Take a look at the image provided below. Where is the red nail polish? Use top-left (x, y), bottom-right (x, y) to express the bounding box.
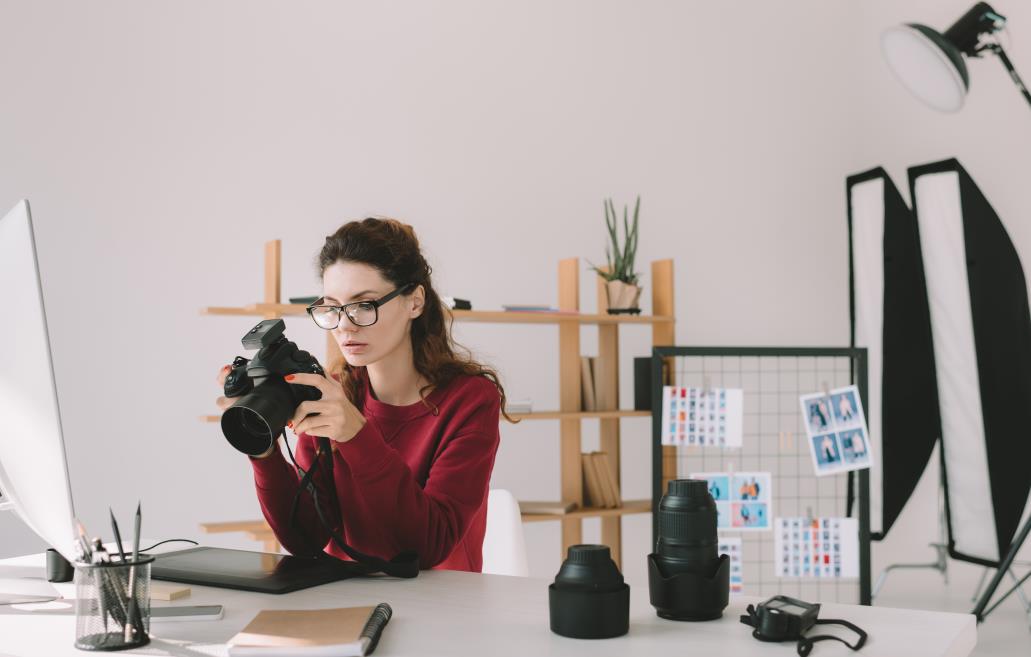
top-left (285, 374), bottom-right (295, 381)
top-left (287, 421), bottom-right (293, 428)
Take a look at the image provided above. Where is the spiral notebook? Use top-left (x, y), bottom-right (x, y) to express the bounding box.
top-left (227, 604), bottom-right (392, 657)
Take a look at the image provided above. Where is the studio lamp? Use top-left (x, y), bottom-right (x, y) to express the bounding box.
top-left (881, 2), bottom-right (1031, 112)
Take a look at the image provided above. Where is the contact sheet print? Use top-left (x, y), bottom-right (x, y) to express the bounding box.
top-left (661, 387), bottom-right (744, 447)
top-left (774, 517), bottom-right (859, 579)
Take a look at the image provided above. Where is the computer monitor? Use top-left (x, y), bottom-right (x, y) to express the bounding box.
top-left (0, 200), bottom-right (78, 573)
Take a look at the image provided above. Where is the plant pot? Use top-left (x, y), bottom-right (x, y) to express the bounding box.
top-left (605, 280), bottom-right (642, 315)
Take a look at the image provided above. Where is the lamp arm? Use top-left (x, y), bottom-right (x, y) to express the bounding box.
top-left (985, 42), bottom-right (1031, 108)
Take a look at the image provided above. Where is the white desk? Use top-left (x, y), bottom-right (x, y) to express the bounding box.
top-left (0, 550), bottom-right (976, 657)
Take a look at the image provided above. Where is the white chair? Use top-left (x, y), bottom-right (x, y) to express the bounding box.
top-left (481, 489), bottom-right (529, 577)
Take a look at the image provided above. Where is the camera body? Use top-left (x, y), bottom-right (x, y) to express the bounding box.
top-left (747, 595), bottom-right (821, 641)
top-left (221, 319), bottom-right (325, 456)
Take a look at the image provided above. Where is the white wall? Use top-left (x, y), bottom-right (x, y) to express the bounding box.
top-left (1, 0), bottom-right (1027, 588)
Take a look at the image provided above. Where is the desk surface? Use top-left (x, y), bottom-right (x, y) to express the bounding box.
top-left (0, 550), bottom-right (976, 657)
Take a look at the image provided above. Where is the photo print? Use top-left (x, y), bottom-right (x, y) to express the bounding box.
top-left (661, 386), bottom-right (744, 448)
top-left (774, 517), bottom-right (859, 579)
top-left (719, 537), bottom-right (744, 594)
top-left (799, 385), bottom-right (873, 477)
top-left (690, 471), bottom-right (772, 532)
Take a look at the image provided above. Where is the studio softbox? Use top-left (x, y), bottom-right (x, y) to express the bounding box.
top-left (910, 158), bottom-right (1031, 566)
top-left (847, 167), bottom-right (940, 539)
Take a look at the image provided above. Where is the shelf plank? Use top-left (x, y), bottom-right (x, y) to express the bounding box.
top-left (509, 410), bottom-right (650, 420)
top-left (520, 499), bottom-right (651, 523)
top-left (202, 410), bottom-right (650, 423)
top-left (201, 304), bottom-right (673, 325)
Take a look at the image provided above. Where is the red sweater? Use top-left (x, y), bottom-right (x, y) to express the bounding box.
top-left (249, 371), bottom-right (501, 572)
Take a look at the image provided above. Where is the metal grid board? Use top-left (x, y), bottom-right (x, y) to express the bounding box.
top-left (651, 347), bottom-right (871, 605)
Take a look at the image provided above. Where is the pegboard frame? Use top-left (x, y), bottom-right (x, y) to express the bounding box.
top-left (650, 346), bottom-right (871, 605)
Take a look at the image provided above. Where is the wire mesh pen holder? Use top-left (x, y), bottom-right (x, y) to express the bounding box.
top-left (73, 555), bottom-right (154, 651)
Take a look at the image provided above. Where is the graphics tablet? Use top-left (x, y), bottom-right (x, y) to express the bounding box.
top-left (150, 546), bottom-right (355, 594)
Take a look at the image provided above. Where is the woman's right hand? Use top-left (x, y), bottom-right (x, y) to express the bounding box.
top-left (215, 363), bottom-right (238, 411)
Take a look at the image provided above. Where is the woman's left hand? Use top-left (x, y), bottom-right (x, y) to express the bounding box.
top-left (285, 373), bottom-right (367, 444)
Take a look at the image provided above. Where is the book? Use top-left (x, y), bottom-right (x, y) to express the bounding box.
top-left (581, 453), bottom-right (608, 508)
top-left (580, 357), bottom-right (596, 412)
top-left (227, 604), bottom-right (392, 657)
top-left (593, 452), bottom-right (622, 509)
top-left (501, 305), bottom-right (581, 315)
top-left (506, 398), bottom-right (533, 414)
top-left (519, 500), bottom-right (577, 515)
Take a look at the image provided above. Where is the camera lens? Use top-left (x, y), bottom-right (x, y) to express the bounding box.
top-left (548, 545), bottom-right (630, 639)
top-left (648, 479), bottom-right (729, 621)
top-left (221, 381), bottom-right (295, 456)
top-left (656, 479), bottom-right (719, 577)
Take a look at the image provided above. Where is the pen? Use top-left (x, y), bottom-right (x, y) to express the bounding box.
top-left (92, 538), bottom-right (129, 630)
top-left (109, 509), bottom-right (127, 563)
top-left (110, 509), bottom-right (135, 641)
top-left (125, 502), bottom-right (142, 642)
top-left (74, 518), bottom-right (93, 563)
top-left (90, 538), bottom-right (110, 635)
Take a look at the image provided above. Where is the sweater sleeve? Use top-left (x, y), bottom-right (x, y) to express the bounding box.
top-left (335, 383), bottom-right (501, 568)
top-left (249, 434), bottom-right (342, 557)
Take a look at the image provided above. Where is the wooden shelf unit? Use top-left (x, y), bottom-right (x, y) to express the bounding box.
top-left (202, 240), bottom-right (675, 567)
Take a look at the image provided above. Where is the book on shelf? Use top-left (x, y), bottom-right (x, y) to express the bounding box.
top-left (501, 305), bottom-right (581, 315)
top-left (580, 356), bottom-right (596, 412)
top-left (506, 398), bottom-right (533, 414)
top-left (227, 604), bottom-right (392, 657)
top-left (594, 452), bottom-right (622, 508)
top-left (519, 500), bottom-right (577, 515)
top-left (581, 452), bottom-right (606, 508)
top-left (581, 452), bottom-right (621, 509)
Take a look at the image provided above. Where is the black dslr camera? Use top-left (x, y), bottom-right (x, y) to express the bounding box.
top-left (221, 319), bottom-right (325, 456)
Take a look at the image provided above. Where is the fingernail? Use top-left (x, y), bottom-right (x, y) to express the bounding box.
top-left (285, 374), bottom-right (295, 381)
top-left (287, 421), bottom-right (293, 428)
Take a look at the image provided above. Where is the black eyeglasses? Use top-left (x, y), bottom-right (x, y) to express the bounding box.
top-left (306, 283), bottom-right (415, 329)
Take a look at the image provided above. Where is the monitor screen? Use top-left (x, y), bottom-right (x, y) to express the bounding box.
top-left (0, 200), bottom-right (77, 560)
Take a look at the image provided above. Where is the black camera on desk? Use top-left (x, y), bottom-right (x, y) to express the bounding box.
top-left (221, 319), bottom-right (325, 456)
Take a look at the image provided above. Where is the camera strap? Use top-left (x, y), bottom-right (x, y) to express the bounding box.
top-left (740, 604), bottom-right (868, 657)
top-left (285, 434), bottom-right (420, 579)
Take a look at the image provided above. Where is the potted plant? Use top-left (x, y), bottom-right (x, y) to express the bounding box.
top-left (590, 196), bottom-right (642, 314)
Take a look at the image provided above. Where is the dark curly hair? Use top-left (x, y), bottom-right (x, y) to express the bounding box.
top-left (316, 217), bottom-right (517, 423)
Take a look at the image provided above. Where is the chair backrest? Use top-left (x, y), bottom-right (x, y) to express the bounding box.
top-left (481, 489), bottom-right (528, 577)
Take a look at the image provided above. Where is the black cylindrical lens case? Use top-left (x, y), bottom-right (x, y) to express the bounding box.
top-left (46, 548), bottom-right (74, 583)
top-left (549, 544), bottom-right (630, 639)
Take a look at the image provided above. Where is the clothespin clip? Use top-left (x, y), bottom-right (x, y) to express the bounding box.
top-left (821, 381), bottom-right (830, 397)
top-left (778, 431), bottom-right (794, 451)
top-left (702, 374), bottom-right (713, 397)
top-left (806, 506), bottom-right (816, 525)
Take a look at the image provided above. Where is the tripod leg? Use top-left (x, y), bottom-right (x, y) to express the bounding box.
top-left (972, 513), bottom-right (1031, 621)
top-left (971, 567), bottom-right (990, 603)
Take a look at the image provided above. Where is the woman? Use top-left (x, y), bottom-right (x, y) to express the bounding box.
top-left (216, 218), bottom-right (515, 572)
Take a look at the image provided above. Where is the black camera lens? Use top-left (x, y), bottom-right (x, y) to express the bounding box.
top-left (656, 479), bottom-right (719, 575)
top-left (549, 545), bottom-right (630, 639)
top-left (648, 479), bottom-right (729, 621)
top-left (221, 381), bottom-right (296, 456)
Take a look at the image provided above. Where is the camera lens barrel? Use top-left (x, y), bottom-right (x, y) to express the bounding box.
top-left (221, 381), bottom-right (296, 456)
top-left (648, 479), bottom-right (729, 621)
